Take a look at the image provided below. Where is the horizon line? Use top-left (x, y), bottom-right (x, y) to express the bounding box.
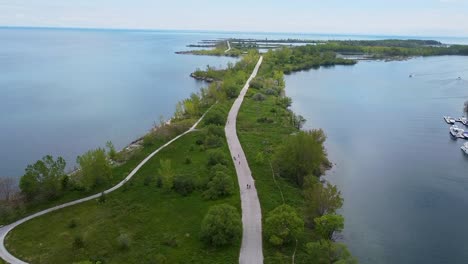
top-left (1, 25), bottom-right (467, 40)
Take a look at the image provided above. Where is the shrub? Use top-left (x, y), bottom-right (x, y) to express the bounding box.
top-left (73, 234), bottom-right (84, 248)
top-left (200, 204), bottom-right (241, 247)
top-left (98, 192), bottom-right (106, 203)
top-left (257, 117), bottom-right (274, 123)
top-left (184, 157), bottom-right (192, 164)
top-left (143, 175), bottom-right (153, 186)
top-left (207, 149), bottom-right (228, 167)
top-left (253, 93), bottom-right (266, 101)
top-left (68, 219), bottom-right (78, 229)
top-left (156, 176), bottom-right (163, 188)
top-left (173, 175), bottom-right (195, 196)
top-left (209, 164), bottom-right (229, 179)
top-left (203, 171), bottom-right (234, 200)
top-left (204, 134), bottom-right (224, 148)
top-left (265, 88), bottom-right (277, 95)
top-left (162, 233), bottom-right (178, 248)
top-left (117, 233), bottom-right (131, 250)
top-left (206, 125), bottom-right (224, 137)
top-left (204, 109), bottom-right (225, 126)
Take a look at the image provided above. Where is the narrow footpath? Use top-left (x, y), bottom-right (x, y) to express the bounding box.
top-left (224, 41), bottom-right (231, 53)
top-left (225, 56), bottom-right (264, 264)
top-left (0, 113), bottom-right (209, 264)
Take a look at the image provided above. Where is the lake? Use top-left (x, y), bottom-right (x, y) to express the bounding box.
top-left (285, 56), bottom-right (468, 264)
top-left (0, 28), bottom-right (239, 177)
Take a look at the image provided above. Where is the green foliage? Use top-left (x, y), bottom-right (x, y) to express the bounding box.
top-left (117, 233), bottom-right (131, 250)
top-left (105, 141), bottom-right (117, 160)
top-left (255, 152), bottom-right (265, 164)
top-left (76, 148), bottom-right (112, 191)
top-left (73, 234), bottom-right (84, 249)
top-left (158, 159), bottom-right (175, 191)
top-left (143, 175), bottom-right (153, 186)
top-left (203, 171), bottom-right (234, 200)
top-left (19, 155), bottom-right (67, 201)
top-left (314, 214), bottom-right (344, 240)
top-left (173, 175), bottom-right (195, 196)
top-left (68, 219), bottom-right (78, 229)
top-left (265, 204), bottom-right (304, 247)
top-left (252, 93), bottom-right (266, 101)
top-left (207, 149), bottom-right (228, 167)
top-left (304, 176), bottom-right (343, 225)
top-left (306, 240), bottom-right (357, 264)
top-left (273, 130), bottom-right (328, 186)
top-left (204, 108), bottom-right (226, 126)
top-left (98, 192), bottom-right (106, 203)
top-left (200, 204), bottom-right (241, 247)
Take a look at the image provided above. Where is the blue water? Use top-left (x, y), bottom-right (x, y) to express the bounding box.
top-left (0, 28), bottom-right (238, 177)
top-left (285, 56), bottom-right (468, 264)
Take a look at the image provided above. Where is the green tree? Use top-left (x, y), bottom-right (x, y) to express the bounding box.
top-left (200, 204), bottom-right (241, 247)
top-left (304, 176), bottom-right (343, 226)
top-left (158, 159), bottom-right (175, 191)
top-left (265, 204), bottom-right (304, 247)
top-left (207, 149), bottom-right (228, 167)
top-left (76, 148), bottom-right (112, 191)
top-left (203, 171), bottom-right (234, 200)
top-left (106, 141), bottom-right (117, 160)
top-left (314, 214), bottom-right (344, 240)
top-left (204, 109), bottom-right (226, 126)
top-left (306, 240), bottom-right (357, 264)
top-left (19, 155), bottom-right (67, 201)
top-left (273, 130), bottom-right (328, 186)
top-left (173, 175), bottom-right (195, 196)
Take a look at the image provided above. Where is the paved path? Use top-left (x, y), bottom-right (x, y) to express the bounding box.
top-left (224, 41), bottom-right (231, 53)
top-left (225, 56), bottom-right (264, 264)
top-left (0, 113), bottom-right (209, 264)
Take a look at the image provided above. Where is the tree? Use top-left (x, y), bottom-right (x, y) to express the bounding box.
top-left (265, 204), bottom-right (304, 247)
top-left (76, 148), bottom-right (112, 191)
top-left (306, 240), bottom-right (357, 264)
top-left (304, 176), bottom-right (343, 226)
top-left (0, 177), bottom-right (15, 201)
top-left (273, 130), bottom-right (328, 186)
top-left (203, 171), bottom-right (234, 200)
top-left (173, 175), bottom-right (195, 196)
top-left (158, 159), bottom-right (175, 191)
top-left (19, 155), bottom-right (67, 201)
top-left (314, 214), bottom-right (344, 240)
top-left (200, 204), bottom-right (241, 247)
top-left (106, 141), bottom-right (117, 160)
top-left (207, 149), bottom-right (228, 167)
top-left (204, 109), bottom-right (226, 126)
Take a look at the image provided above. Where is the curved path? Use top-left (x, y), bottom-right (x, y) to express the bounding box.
top-left (225, 56), bottom-right (264, 264)
top-left (0, 113), bottom-right (209, 264)
top-left (224, 41), bottom-right (231, 53)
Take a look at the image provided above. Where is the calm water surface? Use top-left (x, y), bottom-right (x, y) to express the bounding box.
top-left (0, 28), bottom-right (238, 177)
top-left (285, 56), bottom-right (468, 264)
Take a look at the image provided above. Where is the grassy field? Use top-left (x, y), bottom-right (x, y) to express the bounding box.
top-left (5, 124), bottom-right (241, 263)
top-left (0, 132), bottom-right (176, 227)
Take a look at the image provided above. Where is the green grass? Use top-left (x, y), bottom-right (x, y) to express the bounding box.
top-left (0, 133), bottom-right (174, 226)
top-left (6, 130), bottom-right (241, 264)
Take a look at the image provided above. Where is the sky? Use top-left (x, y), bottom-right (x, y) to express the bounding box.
top-left (0, 0), bottom-right (468, 37)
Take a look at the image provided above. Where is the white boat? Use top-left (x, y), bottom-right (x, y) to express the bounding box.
top-left (444, 116), bottom-right (456, 124)
top-left (450, 125), bottom-right (465, 138)
top-left (460, 117), bottom-right (468, 126)
top-left (461, 143), bottom-right (468, 155)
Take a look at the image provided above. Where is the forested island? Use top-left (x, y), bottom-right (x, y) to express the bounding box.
top-left (178, 38), bottom-right (468, 61)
